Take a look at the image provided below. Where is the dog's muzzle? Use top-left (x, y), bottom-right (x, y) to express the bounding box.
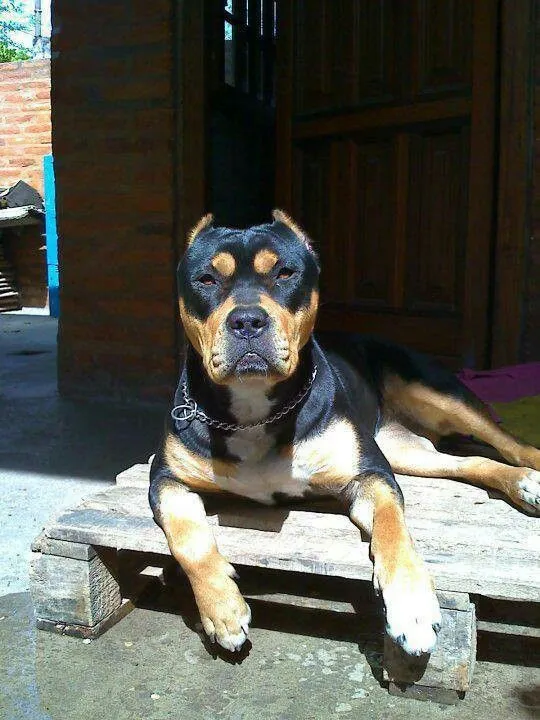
top-left (222, 305), bottom-right (282, 377)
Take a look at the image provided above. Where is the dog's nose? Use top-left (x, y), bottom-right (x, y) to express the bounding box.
top-left (226, 306), bottom-right (270, 339)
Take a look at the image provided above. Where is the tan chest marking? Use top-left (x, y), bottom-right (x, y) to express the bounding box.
top-left (165, 418), bottom-right (360, 504)
top-left (219, 417), bottom-right (360, 504)
top-left (292, 418), bottom-right (361, 493)
top-left (164, 434), bottom-right (231, 494)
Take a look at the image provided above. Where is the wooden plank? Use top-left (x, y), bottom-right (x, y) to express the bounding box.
top-left (274, 0), bottom-right (294, 208)
top-left (462, 0), bottom-right (498, 366)
top-left (47, 501), bottom-right (533, 566)
top-left (51, 479), bottom-right (540, 545)
top-left (43, 491), bottom-right (540, 601)
top-left (391, 133), bottom-right (409, 308)
top-left (476, 620), bottom-right (540, 640)
top-left (36, 599), bottom-right (134, 639)
top-left (116, 463), bottom-right (149, 487)
top-left (437, 592), bottom-right (472, 613)
top-left (316, 311), bottom-right (461, 358)
top-left (242, 590), bottom-right (469, 616)
top-left (244, 591), bottom-right (356, 615)
top-left (293, 98), bottom-right (472, 140)
top-left (31, 531), bottom-right (97, 561)
top-left (76, 482), bottom-right (539, 554)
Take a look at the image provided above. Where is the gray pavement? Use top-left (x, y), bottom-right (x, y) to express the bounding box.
top-left (0, 313), bottom-right (538, 720)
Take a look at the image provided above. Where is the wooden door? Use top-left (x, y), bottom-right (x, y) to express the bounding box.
top-left (276, 1), bottom-right (497, 367)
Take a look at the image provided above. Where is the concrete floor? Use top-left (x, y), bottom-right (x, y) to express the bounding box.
top-left (0, 313), bottom-right (538, 720)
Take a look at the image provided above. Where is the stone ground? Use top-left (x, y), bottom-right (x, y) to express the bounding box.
top-left (0, 313), bottom-right (538, 720)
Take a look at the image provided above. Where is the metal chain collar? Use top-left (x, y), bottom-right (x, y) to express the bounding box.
top-left (171, 366), bottom-right (318, 432)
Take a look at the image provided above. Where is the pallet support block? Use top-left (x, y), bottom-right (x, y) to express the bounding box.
top-left (383, 591), bottom-right (476, 704)
top-left (30, 534), bottom-right (127, 638)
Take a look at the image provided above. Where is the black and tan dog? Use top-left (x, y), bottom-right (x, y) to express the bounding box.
top-left (150, 210), bottom-right (540, 655)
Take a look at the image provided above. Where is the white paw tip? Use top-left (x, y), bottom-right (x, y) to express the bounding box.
top-left (389, 625), bottom-right (438, 656)
top-left (216, 628), bottom-right (248, 652)
top-left (383, 586), bottom-right (442, 656)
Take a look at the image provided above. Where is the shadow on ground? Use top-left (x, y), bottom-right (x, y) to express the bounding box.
top-left (0, 314), bottom-right (166, 482)
top-left (0, 314), bottom-right (166, 596)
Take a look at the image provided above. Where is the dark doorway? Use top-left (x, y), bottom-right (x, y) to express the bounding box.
top-left (208, 0), bottom-right (277, 228)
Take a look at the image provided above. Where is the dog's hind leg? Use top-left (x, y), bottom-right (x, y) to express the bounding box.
top-left (384, 376), bottom-right (540, 471)
top-left (149, 472), bottom-right (251, 652)
top-left (345, 473), bottom-right (441, 656)
top-left (376, 420), bottom-right (540, 515)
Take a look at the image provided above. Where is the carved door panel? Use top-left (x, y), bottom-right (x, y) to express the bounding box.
top-left (276, 1), bottom-right (497, 366)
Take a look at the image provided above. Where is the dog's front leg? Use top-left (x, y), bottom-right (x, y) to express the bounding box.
top-left (344, 473), bottom-right (441, 656)
top-left (149, 475), bottom-right (250, 652)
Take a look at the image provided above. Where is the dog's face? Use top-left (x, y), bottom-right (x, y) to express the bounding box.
top-left (177, 210), bottom-right (320, 385)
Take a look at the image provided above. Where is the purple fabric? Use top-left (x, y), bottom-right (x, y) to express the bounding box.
top-left (457, 363), bottom-right (540, 404)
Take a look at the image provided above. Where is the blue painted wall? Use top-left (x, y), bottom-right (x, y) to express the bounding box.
top-left (43, 154), bottom-right (59, 317)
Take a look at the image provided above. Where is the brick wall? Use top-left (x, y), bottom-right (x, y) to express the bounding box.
top-left (523, 4), bottom-right (540, 360)
top-left (52, 0), bottom-right (178, 401)
top-left (0, 59), bottom-right (51, 308)
top-left (0, 59), bottom-right (51, 194)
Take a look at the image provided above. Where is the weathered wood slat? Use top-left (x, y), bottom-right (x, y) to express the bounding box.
top-left (42, 482), bottom-right (540, 602)
top-left (59, 483), bottom-right (539, 553)
top-left (35, 599), bottom-right (134, 639)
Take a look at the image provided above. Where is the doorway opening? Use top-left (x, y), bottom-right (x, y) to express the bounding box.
top-left (208, 0), bottom-right (277, 228)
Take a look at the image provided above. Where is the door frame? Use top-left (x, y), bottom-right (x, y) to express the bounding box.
top-left (173, 0), bottom-right (212, 366)
top-left (492, 0), bottom-right (535, 366)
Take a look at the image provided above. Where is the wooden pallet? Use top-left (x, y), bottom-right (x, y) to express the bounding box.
top-left (30, 463), bottom-right (539, 704)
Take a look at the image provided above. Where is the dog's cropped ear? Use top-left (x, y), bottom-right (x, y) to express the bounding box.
top-left (187, 213), bottom-right (214, 246)
top-left (271, 209), bottom-right (315, 254)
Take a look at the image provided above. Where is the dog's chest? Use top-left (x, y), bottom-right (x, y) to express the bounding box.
top-left (212, 386), bottom-right (360, 504)
top-left (216, 427), bottom-right (308, 504)
top-left (217, 386), bottom-right (307, 504)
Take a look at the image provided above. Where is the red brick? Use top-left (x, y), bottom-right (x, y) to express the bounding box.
top-left (7, 158), bottom-right (34, 167)
top-left (0, 92), bottom-right (28, 103)
top-left (49, 0), bottom-right (179, 399)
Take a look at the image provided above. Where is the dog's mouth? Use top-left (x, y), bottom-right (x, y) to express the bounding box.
top-left (234, 351), bottom-right (270, 377)
top-left (209, 331), bottom-right (291, 384)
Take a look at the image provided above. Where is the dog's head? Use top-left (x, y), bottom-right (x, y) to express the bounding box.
top-left (177, 210), bottom-right (319, 385)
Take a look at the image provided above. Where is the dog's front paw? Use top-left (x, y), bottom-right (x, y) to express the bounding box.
top-left (194, 571), bottom-right (251, 652)
top-left (515, 470), bottom-right (540, 514)
top-left (377, 566), bottom-right (441, 656)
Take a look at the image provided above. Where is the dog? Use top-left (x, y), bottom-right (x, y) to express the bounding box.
top-left (149, 209), bottom-right (540, 655)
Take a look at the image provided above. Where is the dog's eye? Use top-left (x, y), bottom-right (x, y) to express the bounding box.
top-left (277, 267), bottom-right (295, 280)
top-left (198, 274), bottom-right (217, 286)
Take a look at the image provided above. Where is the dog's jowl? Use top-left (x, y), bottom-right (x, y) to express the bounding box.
top-left (150, 209), bottom-right (540, 655)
